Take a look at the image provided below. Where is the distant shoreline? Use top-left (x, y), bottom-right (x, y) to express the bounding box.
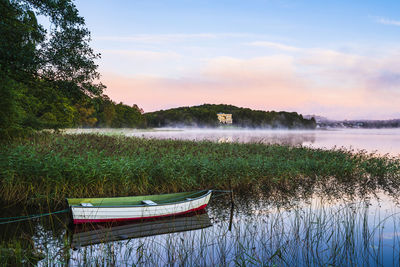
top-left (316, 119), bottom-right (400, 129)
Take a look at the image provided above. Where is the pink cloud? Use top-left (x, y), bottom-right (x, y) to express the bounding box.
top-left (101, 50), bottom-right (400, 120)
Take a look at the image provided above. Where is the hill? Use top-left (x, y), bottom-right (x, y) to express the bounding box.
top-left (145, 104), bottom-right (316, 129)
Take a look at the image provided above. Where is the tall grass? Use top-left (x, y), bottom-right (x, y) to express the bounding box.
top-left (2, 191), bottom-right (400, 266)
top-left (62, 194), bottom-right (400, 266)
top-left (0, 132), bottom-right (399, 206)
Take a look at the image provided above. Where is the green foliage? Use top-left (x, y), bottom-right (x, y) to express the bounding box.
top-left (1, 133), bottom-right (398, 206)
top-left (0, 74), bottom-right (23, 139)
top-left (19, 80), bottom-right (78, 129)
top-left (0, 0), bottom-right (43, 75)
top-left (145, 104), bottom-right (316, 129)
top-left (74, 100), bottom-right (97, 127)
top-left (0, 0), bottom-right (104, 137)
top-left (0, 0), bottom-right (149, 132)
top-left (93, 95), bottom-right (116, 127)
top-left (0, 240), bottom-right (44, 266)
top-left (1, 0), bottom-right (315, 135)
top-left (85, 95), bottom-right (145, 128)
top-left (111, 102), bottom-right (146, 128)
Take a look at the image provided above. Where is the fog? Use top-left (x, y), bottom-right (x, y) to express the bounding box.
top-left (65, 128), bottom-right (400, 156)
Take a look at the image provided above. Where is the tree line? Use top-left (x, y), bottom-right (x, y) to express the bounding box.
top-left (0, 0), bottom-right (315, 140)
top-left (145, 104), bottom-right (316, 129)
top-left (318, 119), bottom-right (400, 129)
top-left (0, 0), bottom-right (147, 139)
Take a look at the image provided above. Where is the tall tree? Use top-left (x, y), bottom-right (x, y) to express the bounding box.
top-left (0, 0), bottom-right (104, 138)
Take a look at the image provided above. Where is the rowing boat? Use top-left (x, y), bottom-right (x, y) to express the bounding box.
top-left (67, 190), bottom-right (212, 224)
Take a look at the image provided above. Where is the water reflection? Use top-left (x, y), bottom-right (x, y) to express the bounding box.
top-left (3, 179), bottom-right (400, 266)
top-left (71, 212), bottom-right (212, 248)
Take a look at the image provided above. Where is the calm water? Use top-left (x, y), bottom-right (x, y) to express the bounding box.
top-left (3, 128), bottom-right (400, 266)
top-left (67, 128), bottom-right (400, 156)
top-left (3, 185), bottom-right (400, 266)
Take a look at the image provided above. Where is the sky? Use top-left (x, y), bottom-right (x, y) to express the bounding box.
top-left (74, 0), bottom-right (400, 120)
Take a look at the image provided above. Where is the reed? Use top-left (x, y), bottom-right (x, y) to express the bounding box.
top-left (1, 191), bottom-right (399, 266)
top-left (0, 132), bottom-right (399, 206)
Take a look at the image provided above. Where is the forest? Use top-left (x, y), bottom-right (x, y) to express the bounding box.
top-left (0, 0), bottom-right (146, 139)
top-left (145, 104), bottom-right (317, 129)
top-left (0, 0), bottom-right (314, 141)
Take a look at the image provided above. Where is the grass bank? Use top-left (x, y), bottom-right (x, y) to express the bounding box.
top-left (0, 133), bottom-right (399, 206)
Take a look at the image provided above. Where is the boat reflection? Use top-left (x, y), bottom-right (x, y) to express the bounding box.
top-left (71, 211), bottom-right (212, 248)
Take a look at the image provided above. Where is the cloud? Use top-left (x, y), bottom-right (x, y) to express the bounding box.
top-left (375, 17), bottom-right (400, 26)
top-left (247, 41), bottom-right (300, 52)
top-left (299, 48), bottom-right (400, 92)
top-left (96, 33), bottom-right (259, 44)
top-left (97, 34), bottom-right (217, 43)
top-left (375, 71), bottom-right (400, 87)
top-left (202, 56), bottom-right (304, 92)
top-left (100, 44), bottom-right (400, 120)
top-left (102, 49), bottom-right (181, 60)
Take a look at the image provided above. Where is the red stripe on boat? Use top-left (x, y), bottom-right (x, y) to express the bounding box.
top-left (73, 204), bottom-right (208, 224)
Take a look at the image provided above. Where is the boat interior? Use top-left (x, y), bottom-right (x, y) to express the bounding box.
top-left (67, 190), bottom-right (209, 207)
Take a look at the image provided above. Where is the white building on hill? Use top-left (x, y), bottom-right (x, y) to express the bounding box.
top-left (217, 113), bottom-right (233, 124)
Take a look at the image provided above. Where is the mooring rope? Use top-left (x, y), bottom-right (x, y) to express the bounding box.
top-left (0, 189), bottom-right (232, 224)
top-left (0, 209), bottom-right (69, 225)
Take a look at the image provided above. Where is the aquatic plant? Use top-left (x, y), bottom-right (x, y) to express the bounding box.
top-left (0, 132), bottom-right (399, 206)
top-left (2, 189), bottom-right (400, 266)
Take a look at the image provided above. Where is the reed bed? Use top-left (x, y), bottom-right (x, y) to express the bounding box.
top-left (0, 132), bottom-right (399, 206)
top-left (1, 192), bottom-right (400, 266)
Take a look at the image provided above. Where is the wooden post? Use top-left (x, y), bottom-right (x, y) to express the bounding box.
top-left (228, 182), bottom-right (234, 231)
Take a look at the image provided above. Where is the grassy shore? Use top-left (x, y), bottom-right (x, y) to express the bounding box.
top-left (1, 133), bottom-right (399, 206)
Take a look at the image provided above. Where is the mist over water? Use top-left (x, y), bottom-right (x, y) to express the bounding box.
top-left (3, 128), bottom-right (400, 265)
top-left (67, 128), bottom-right (400, 156)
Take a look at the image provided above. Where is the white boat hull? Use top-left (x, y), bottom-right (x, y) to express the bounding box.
top-left (70, 191), bottom-right (212, 224)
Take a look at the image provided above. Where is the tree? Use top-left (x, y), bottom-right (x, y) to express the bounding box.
top-left (75, 104), bottom-right (97, 127)
top-left (94, 95), bottom-right (116, 127)
top-left (112, 103), bottom-right (146, 128)
top-left (144, 104), bottom-right (316, 129)
top-left (0, 0), bottom-right (43, 137)
top-left (0, 0), bottom-right (104, 138)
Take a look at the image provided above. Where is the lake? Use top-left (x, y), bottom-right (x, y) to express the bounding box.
top-left (68, 128), bottom-right (400, 156)
top-left (2, 128), bottom-right (400, 266)
top-left (3, 184), bottom-right (400, 266)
